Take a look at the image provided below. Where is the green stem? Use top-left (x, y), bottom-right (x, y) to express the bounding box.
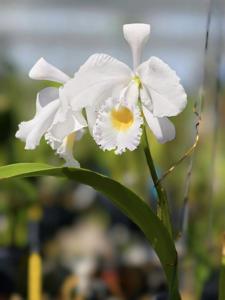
top-left (142, 124), bottom-right (173, 238)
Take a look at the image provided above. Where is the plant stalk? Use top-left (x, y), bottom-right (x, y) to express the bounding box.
top-left (142, 124), bottom-right (173, 237)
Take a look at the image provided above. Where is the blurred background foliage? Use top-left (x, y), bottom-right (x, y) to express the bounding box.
top-left (0, 0), bottom-right (225, 299)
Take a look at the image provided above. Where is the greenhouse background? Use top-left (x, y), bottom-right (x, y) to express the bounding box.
top-left (0, 0), bottom-right (225, 299)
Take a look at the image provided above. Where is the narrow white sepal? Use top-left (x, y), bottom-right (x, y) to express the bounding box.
top-left (29, 57), bottom-right (70, 83)
top-left (123, 23), bottom-right (150, 70)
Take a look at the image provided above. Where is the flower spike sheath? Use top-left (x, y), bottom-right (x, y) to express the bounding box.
top-left (16, 58), bottom-right (87, 167)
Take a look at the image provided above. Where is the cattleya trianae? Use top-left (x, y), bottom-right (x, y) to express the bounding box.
top-left (16, 23), bottom-right (187, 165)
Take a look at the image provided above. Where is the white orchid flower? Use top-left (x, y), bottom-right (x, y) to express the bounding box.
top-left (64, 23), bottom-right (187, 154)
top-left (16, 58), bottom-right (87, 167)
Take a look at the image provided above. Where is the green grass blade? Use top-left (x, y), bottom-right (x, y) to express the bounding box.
top-left (0, 163), bottom-right (181, 299)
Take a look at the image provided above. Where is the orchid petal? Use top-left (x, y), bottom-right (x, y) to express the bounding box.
top-left (48, 109), bottom-right (87, 142)
top-left (46, 131), bottom-right (84, 168)
top-left (29, 58), bottom-right (70, 83)
top-left (63, 54), bottom-right (132, 110)
top-left (143, 106), bottom-right (175, 143)
top-left (137, 57), bottom-right (187, 117)
top-left (16, 99), bottom-right (60, 149)
top-left (123, 23), bottom-right (150, 70)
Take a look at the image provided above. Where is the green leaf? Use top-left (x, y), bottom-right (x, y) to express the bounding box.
top-left (0, 163), bottom-right (181, 299)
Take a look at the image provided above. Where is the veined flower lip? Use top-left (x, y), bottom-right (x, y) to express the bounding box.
top-left (93, 98), bottom-right (143, 154)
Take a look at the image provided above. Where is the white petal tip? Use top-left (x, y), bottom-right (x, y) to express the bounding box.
top-left (123, 23), bottom-right (151, 44)
top-left (29, 57), bottom-right (70, 83)
top-left (123, 23), bottom-right (151, 69)
top-left (29, 57), bottom-right (46, 79)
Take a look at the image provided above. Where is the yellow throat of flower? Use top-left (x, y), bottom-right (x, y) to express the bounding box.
top-left (65, 132), bottom-right (76, 152)
top-left (133, 76), bottom-right (142, 89)
top-left (111, 107), bottom-right (134, 131)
